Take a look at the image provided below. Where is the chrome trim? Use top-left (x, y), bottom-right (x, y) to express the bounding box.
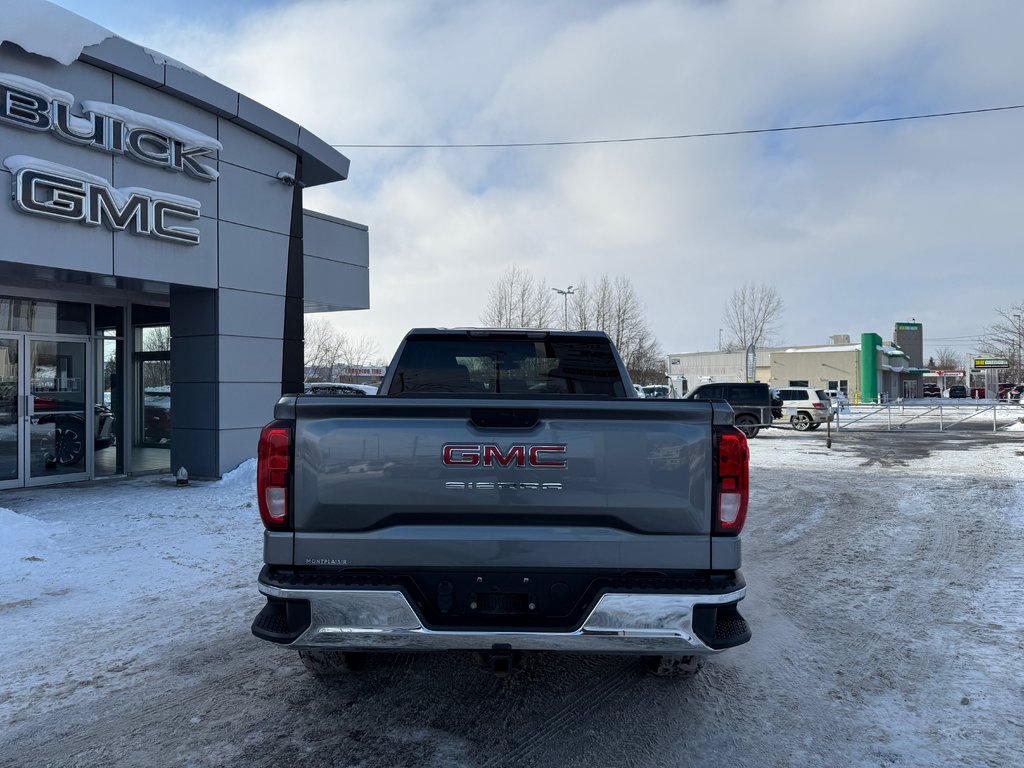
top-left (257, 584), bottom-right (746, 654)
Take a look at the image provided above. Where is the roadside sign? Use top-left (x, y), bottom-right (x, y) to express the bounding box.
top-left (972, 358), bottom-right (1009, 369)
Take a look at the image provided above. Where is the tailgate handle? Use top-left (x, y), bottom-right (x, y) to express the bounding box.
top-left (470, 408), bottom-right (540, 429)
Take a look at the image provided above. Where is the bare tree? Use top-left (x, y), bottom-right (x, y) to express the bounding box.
top-left (480, 265), bottom-right (556, 328)
top-left (304, 316), bottom-right (343, 382)
top-left (932, 346), bottom-right (964, 371)
top-left (978, 303), bottom-right (1024, 382)
top-left (722, 283), bottom-right (785, 351)
top-left (572, 275), bottom-right (661, 383)
top-left (480, 268), bottom-right (663, 382)
top-left (336, 335), bottom-right (384, 381)
top-left (568, 280), bottom-right (593, 330)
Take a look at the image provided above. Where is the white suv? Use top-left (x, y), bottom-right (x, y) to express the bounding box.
top-left (774, 387), bottom-right (833, 431)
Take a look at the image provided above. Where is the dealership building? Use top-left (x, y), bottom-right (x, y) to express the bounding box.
top-left (667, 322), bottom-right (930, 402)
top-left (0, 4), bottom-right (369, 487)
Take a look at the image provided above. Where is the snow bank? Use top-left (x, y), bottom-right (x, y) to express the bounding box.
top-left (0, 507), bottom-right (62, 565)
top-left (216, 458), bottom-right (257, 490)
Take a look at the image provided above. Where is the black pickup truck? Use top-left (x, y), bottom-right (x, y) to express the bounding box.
top-left (252, 328), bottom-right (751, 676)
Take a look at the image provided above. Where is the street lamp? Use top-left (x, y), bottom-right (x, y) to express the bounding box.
top-left (552, 285), bottom-right (575, 330)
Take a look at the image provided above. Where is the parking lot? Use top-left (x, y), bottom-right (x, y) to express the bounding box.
top-left (2, 431), bottom-right (1023, 767)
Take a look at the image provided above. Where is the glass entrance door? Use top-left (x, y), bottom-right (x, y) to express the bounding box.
top-left (27, 337), bottom-right (90, 484)
top-left (0, 336), bottom-right (21, 487)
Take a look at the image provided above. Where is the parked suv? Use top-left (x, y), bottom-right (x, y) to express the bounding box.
top-left (774, 387), bottom-right (833, 431)
top-left (683, 382), bottom-right (774, 438)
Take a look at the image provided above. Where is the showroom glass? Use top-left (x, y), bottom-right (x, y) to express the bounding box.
top-left (0, 339), bottom-right (18, 482)
top-left (0, 298), bottom-right (89, 334)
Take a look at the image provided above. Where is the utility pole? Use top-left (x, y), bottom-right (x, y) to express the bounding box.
top-left (552, 286), bottom-right (575, 330)
top-left (718, 328), bottom-right (723, 350)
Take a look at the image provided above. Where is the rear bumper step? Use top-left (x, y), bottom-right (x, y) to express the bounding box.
top-left (253, 584), bottom-right (749, 654)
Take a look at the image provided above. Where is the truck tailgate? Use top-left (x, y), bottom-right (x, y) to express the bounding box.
top-left (289, 398), bottom-right (716, 570)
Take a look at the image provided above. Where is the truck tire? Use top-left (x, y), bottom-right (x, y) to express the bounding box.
top-left (734, 414), bottom-right (759, 439)
top-left (790, 413), bottom-right (812, 431)
top-left (643, 654), bottom-right (704, 677)
top-left (297, 649), bottom-right (367, 677)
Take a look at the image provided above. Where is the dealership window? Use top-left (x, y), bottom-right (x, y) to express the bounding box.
top-left (132, 305), bottom-right (171, 473)
top-left (827, 379), bottom-right (849, 394)
top-left (788, 380), bottom-right (809, 387)
top-left (0, 297), bottom-right (89, 335)
top-left (95, 306), bottom-right (124, 477)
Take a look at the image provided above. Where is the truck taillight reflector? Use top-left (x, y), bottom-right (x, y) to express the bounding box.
top-left (716, 428), bottom-right (749, 534)
top-left (258, 421), bottom-right (291, 528)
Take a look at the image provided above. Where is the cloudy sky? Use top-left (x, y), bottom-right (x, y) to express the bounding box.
top-left (48, 0), bottom-right (1024, 363)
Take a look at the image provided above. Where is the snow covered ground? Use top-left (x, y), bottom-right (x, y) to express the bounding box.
top-left (1, 432), bottom-right (1022, 767)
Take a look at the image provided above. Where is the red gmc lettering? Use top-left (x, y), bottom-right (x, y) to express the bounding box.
top-left (442, 443), bottom-right (566, 468)
top-left (529, 445), bottom-right (567, 468)
top-left (442, 444), bottom-right (480, 465)
top-left (482, 445), bottom-right (526, 467)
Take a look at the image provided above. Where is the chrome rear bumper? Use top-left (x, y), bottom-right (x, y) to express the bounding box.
top-left (257, 583), bottom-right (747, 654)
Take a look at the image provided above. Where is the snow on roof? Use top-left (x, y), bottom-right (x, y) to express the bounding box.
top-left (1, 1), bottom-right (351, 187)
top-left (2, 0), bottom-right (114, 66)
top-left (782, 344), bottom-right (861, 353)
top-left (878, 345), bottom-right (909, 357)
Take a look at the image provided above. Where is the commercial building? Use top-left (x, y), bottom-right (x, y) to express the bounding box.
top-left (0, 3), bottom-right (369, 487)
top-left (667, 322), bottom-right (929, 402)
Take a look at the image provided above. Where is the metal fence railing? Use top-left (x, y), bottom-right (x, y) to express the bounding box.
top-left (828, 402), bottom-right (1024, 433)
top-left (725, 402), bottom-right (1024, 434)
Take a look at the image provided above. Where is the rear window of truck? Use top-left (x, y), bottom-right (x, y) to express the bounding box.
top-left (387, 337), bottom-right (627, 397)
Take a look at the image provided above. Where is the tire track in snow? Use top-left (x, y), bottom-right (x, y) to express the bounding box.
top-left (478, 657), bottom-right (643, 768)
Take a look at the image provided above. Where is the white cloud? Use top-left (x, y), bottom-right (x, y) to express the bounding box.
top-left (101, 0), bottom-right (1024, 361)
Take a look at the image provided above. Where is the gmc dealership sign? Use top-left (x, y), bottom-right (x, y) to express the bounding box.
top-left (1, 72), bottom-right (219, 245)
top-left (6, 156), bottom-right (200, 245)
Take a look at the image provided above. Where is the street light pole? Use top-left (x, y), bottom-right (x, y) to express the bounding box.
top-left (552, 286), bottom-right (575, 330)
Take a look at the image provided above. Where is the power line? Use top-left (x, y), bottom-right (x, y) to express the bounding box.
top-left (330, 103), bottom-right (1024, 149)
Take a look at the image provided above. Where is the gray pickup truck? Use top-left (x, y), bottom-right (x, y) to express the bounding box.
top-left (252, 328), bottom-right (750, 676)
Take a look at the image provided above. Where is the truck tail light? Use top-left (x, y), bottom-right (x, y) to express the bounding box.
top-left (258, 420), bottom-right (291, 528)
top-left (715, 427), bottom-right (749, 534)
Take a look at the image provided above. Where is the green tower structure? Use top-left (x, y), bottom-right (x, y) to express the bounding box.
top-left (861, 332), bottom-right (880, 403)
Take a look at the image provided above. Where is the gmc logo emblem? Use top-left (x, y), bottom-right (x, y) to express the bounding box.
top-left (442, 444), bottom-right (567, 468)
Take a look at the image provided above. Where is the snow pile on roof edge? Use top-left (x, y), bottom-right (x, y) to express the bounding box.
top-left (2, 0), bottom-right (115, 66)
top-left (2, 1), bottom-right (203, 76)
